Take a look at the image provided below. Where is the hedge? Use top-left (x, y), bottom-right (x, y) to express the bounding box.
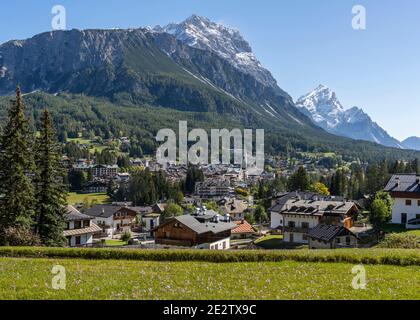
top-left (0, 247), bottom-right (419, 266)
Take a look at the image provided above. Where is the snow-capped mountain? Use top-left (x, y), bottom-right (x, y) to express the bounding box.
top-left (296, 85), bottom-right (404, 148)
top-left (153, 14), bottom-right (277, 88)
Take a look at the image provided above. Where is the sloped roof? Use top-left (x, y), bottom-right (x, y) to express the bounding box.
top-left (63, 223), bottom-right (102, 237)
top-left (222, 199), bottom-right (247, 215)
top-left (384, 174), bottom-right (420, 193)
top-left (84, 205), bottom-right (122, 218)
top-left (66, 205), bottom-right (93, 221)
top-left (307, 224), bottom-right (354, 242)
top-left (281, 199), bottom-right (356, 216)
top-left (174, 215), bottom-right (237, 235)
top-left (232, 220), bottom-right (255, 234)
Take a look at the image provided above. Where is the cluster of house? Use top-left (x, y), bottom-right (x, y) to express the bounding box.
top-left (71, 159), bottom-right (129, 193)
top-left (63, 202), bottom-right (255, 249)
top-left (62, 172), bottom-right (420, 250)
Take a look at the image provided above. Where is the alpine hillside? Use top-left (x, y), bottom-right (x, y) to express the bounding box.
top-left (0, 15), bottom-right (419, 162)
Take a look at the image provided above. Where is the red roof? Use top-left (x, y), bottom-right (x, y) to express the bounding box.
top-left (231, 220), bottom-right (255, 234)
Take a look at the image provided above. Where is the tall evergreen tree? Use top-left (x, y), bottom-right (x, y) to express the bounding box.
top-left (34, 109), bottom-right (68, 246)
top-left (287, 166), bottom-right (310, 191)
top-left (0, 87), bottom-right (36, 243)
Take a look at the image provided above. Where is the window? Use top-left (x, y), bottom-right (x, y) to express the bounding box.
top-left (75, 236), bottom-right (81, 245)
top-left (74, 221), bottom-right (81, 229)
top-left (336, 237), bottom-right (341, 244)
top-left (401, 213), bottom-right (407, 224)
top-left (406, 200), bottom-right (412, 206)
top-left (288, 221), bottom-right (295, 228)
top-left (346, 236), bottom-right (351, 245)
top-left (303, 234), bottom-right (308, 241)
top-left (417, 200), bottom-right (420, 206)
top-left (83, 220), bottom-right (90, 227)
top-left (302, 222), bottom-right (309, 229)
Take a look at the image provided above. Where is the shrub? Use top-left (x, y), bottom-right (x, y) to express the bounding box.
top-left (120, 231), bottom-right (132, 243)
top-left (3, 227), bottom-right (41, 246)
top-left (378, 233), bottom-right (420, 249)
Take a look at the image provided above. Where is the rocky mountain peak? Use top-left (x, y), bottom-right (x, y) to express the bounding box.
top-left (153, 15), bottom-right (277, 88)
top-left (296, 85), bottom-right (404, 149)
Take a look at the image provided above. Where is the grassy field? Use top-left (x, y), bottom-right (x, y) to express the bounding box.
top-left (0, 257), bottom-right (418, 300)
top-left (67, 137), bottom-right (112, 154)
top-left (67, 192), bottom-right (109, 205)
top-left (381, 224), bottom-right (420, 236)
top-left (104, 240), bottom-right (127, 247)
top-left (255, 235), bottom-right (284, 249)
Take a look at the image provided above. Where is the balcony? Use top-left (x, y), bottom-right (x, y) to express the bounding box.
top-left (283, 226), bottom-right (310, 234)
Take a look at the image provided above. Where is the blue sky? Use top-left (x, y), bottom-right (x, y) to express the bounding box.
top-left (1, 0), bottom-right (419, 140)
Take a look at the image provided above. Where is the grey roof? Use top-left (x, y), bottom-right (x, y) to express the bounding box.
top-left (66, 205), bottom-right (93, 221)
top-left (269, 192), bottom-right (338, 212)
top-left (84, 205), bottom-right (122, 218)
top-left (281, 199), bottom-right (356, 216)
top-left (384, 174), bottom-right (420, 193)
top-left (174, 215), bottom-right (237, 235)
top-left (308, 224), bottom-right (355, 242)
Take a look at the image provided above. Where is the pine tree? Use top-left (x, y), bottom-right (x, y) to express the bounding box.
top-left (34, 109), bottom-right (68, 246)
top-left (0, 87), bottom-right (36, 243)
top-left (287, 166), bottom-right (310, 191)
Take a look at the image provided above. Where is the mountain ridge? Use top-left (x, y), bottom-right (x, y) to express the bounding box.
top-left (1, 16), bottom-right (419, 162)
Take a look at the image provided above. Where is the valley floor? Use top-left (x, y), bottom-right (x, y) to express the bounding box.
top-left (1, 257), bottom-right (419, 300)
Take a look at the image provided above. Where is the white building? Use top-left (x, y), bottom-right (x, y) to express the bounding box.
top-left (64, 206), bottom-right (101, 247)
top-left (272, 196), bottom-right (358, 244)
top-left (142, 213), bottom-right (161, 236)
top-left (84, 205), bottom-right (139, 237)
top-left (384, 174), bottom-right (420, 229)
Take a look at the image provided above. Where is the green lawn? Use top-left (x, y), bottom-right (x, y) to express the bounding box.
top-left (0, 257), bottom-right (418, 300)
top-left (104, 240), bottom-right (127, 247)
top-left (67, 192), bottom-right (110, 205)
top-left (254, 235), bottom-right (307, 250)
top-left (255, 235), bottom-right (284, 249)
top-left (381, 224), bottom-right (420, 236)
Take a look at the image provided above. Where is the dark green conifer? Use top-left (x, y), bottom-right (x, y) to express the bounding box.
top-left (0, 87), bottom-right (36, 243)
top-left (34, 109), bottom-right (68, 246)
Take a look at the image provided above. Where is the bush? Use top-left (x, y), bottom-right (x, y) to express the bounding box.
top-left (0, 247), bottom-right (419, 266)
top-left (120, 231), bottom-right (132, 242)
top-left (378, 233), bottom-right (420, 249)
top-left (3, 227), bottom-right (41, 246)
